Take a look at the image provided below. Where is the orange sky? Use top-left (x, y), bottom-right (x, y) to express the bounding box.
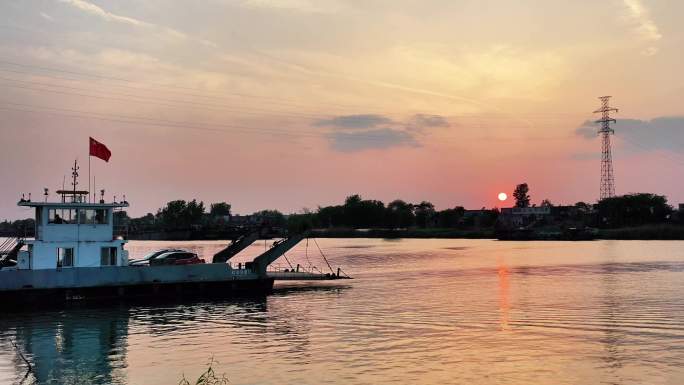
top-left (1, 0), bottom-right (683, 218)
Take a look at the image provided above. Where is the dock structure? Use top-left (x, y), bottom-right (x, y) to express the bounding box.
top-left (212, 230), bottom-right (261, 263)
top-left (218, 231), bottom-right (350, 281)
top-left (247, 233), bottom-right (307, 276)
top-left (267, 271), bottom-right (349, 280)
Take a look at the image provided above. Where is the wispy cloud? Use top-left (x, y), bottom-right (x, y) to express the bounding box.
top-left (40, 12), bottom-right (55, 22)
top-left (58, 0), bottom-right (146, 26)
top-left (57, 0), bottom-right (217, 47)
top-left (240, 0), bottom-right (345, 14)
top-left (622, 0), bottom-right (662, 55)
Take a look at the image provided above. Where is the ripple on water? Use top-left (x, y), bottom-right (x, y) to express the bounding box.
top-left (1, 239), bottom-right (684, 385)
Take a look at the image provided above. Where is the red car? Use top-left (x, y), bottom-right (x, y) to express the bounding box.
top-left (149, 251), bottom-right (205, 266)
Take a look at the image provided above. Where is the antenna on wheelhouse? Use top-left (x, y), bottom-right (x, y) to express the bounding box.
top-left (57, 160), bottom-right (88, 203)
top-left (71, 159), bottom-right (79, 201)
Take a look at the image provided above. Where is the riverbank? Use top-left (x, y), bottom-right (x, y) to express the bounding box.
top-left (9, 225), bottom-right (683, 241)
top-left (312, 224), bottom-right (684, 240)
top-left (597, 224), bottom-right (684, 240)
top-left (308, 228), bottom-right (495, 239)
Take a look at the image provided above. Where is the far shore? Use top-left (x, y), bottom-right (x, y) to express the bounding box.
top-left (117, 224), bottom-right (684, 241)
top-left (5, 225), bottom-right (684, 242)
top-left (307, 225), bottom-right (684, 240)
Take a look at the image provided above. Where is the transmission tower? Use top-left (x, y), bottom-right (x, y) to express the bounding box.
top-left (593, 96), bottom-right (618, 200)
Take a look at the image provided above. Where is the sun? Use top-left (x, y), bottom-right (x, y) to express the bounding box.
top-left (498, 192), bottom-right (508, 202)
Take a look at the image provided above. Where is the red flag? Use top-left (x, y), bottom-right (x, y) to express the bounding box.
top-left (89, 137), bottom-right (111, 162)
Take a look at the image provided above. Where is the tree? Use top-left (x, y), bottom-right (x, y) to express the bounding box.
top-left (414, 201), bottom-right (436, 228)
top-left (386, 200), bottom-right (415, 228)
top-left (254, 209), bottom-right (286, 227)
top-left (287, 212), bottom-right (315, 234)
top-left (185, 200), bottom-right (206, 225)
top-left (435, 206), bottom-right (465, 228)
top-left (344, 194), bottom-right (362, 206)
top-left (129, 213), bottom-right (156, 232)
top-left (597, 193), bottom-right (673, 227)
top-left (210, 202), bottom-right (232, 217)
top-left (317, 205), bottom-right (345, 228)
top-left (513, 183), bottom-right (530, 208)
top-left (540, 199), bottom-right (553, 207)
top-left (157, 199), bottom-right (205, 229)
top-left (341, 194), bottom-right (385, 228)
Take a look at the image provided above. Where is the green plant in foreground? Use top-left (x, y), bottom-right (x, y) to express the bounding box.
top-left (178, 358), bottom-right (229, 385)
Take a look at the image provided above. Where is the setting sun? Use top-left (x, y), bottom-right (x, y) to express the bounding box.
top-left (498, 192), bottom-right (508, 201)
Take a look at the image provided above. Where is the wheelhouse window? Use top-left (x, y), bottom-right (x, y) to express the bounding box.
top-left (101, 247), bottom-right (117, 266)
top-left (48, 208), bottom-right (108, 224)
top-left (57, 247), bottom-right (74, 267)
top-left (48, 209), bottom-right (78, 224)
top-left (94, 209), bottom-right (108, 224)
top-left (79, 208), bottom-right (95, 224)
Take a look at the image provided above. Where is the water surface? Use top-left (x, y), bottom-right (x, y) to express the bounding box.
top-left (1, 239), bottom-right (683, 384)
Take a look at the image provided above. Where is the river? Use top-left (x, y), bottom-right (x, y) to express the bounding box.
top-left (1, 238), bottom-right (683, 384)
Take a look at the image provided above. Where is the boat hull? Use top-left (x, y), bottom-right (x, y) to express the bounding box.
top-left (0, 264), bottom-right (274, 306)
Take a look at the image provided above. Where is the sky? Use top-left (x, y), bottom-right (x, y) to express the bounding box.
top-left (1, 0), bottom-right (683, 219)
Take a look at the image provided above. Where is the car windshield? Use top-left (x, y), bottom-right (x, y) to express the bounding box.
top-left (159, 253), bottom-right (192, 260)
top-left (140, 250), bottom-right (175, 261)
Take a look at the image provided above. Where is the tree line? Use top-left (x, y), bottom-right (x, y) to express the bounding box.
top-left (287, 194), bottom-right (498, 233)
top-left (114, 194), bottom-right (493, 235)
top-left (0, 187), bottom-right (681, 237)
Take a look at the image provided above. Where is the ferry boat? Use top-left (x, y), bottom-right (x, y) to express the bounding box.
top-left (0, 161), bottom-right (345, 306)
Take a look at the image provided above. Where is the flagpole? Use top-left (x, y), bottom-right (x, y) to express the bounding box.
top-left (88, 153), bottom-right (91, 203)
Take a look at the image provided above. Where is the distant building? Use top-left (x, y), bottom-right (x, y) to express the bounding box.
top-left (463, 209), bottom-right (492, 218)
top-left (500, 206), bottom-right (551, 226)
top-left (229, 214), bottom-right (259, 225)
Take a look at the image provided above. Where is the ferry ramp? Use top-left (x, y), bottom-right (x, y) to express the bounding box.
top-left (267, 271), bottom-right (350, 281)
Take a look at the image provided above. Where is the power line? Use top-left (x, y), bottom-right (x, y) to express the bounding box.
top-left (0, 76), bottom-right (327, 119)
top-left (0, 59), bottom-right (586, 120)
top-left (0, 105), bottom-right (323, 139)
top-left (0, 98), bottom-right (576, 148)
top-left (0, 65), bottom-right (367, 114)
top-left (0, 59), bottom-right (396, 115)
top-left (1, 103), bottom-right (474, 144)
top-left (0, 74), bottom-right (585, 128)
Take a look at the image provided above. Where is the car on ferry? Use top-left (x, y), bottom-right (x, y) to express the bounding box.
top-left (128, 249), bottom-right (186, 266)
top-left (149, 251), bottom-right (205, 266)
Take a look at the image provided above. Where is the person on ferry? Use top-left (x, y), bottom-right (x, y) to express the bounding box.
top-left (53, 213), bottom-right (64, 224)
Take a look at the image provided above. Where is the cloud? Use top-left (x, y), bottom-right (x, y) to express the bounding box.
top-left (327, 128), bottom-right (419, 152)
top-left (622, 0), bottom-right (662, 55)
top-left (576, 116), bottom-right (684, 152)
top-left (57, 0), bottom-right (217, 47)
top-left (407, 114), bottom-right (450, 132)
top-left (40, 12), bottom-right (55, 22)
top-left (315, 114), bottom-right (393, 129)
top-left (576, 121), bottom-right (598, 139)
top-left (240, 0), bottom-right (345, 13)
top-left (316, 113), bottom-right (451, 151)
top-left (58, 0), bottom-right (146, 26)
